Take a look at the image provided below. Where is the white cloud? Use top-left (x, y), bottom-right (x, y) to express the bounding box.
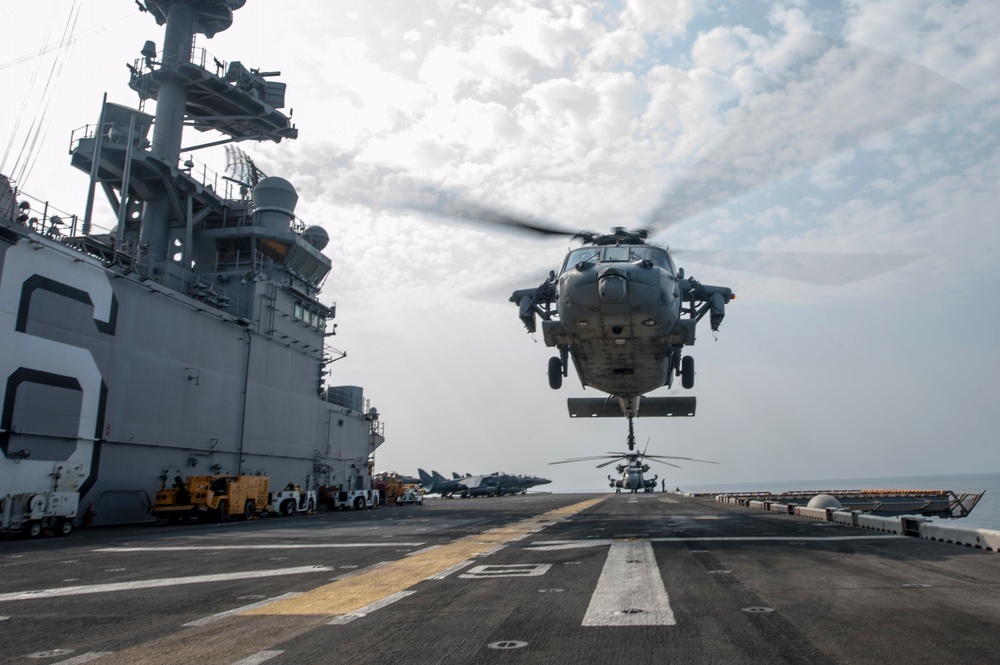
top-left (691, 26), bottom-right (754, 73)
top-left (623, 0), bottom-right (694, 37)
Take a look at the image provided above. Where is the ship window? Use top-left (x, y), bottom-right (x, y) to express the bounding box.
top-left (294, 302), bottom-right (304, 320)
top-left (216, 238), bottom-right (251, 265)
top-left (258, 237), bottom-right (291, 262)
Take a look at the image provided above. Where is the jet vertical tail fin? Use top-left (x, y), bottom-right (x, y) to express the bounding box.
top-left (417, 469), bottom-right (435, 492)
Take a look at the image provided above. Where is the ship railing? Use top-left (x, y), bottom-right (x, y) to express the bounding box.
top-left (134, 45), bottom-right (232, 80)
top-left (200, 204), bottom-right (311, 234)
top-left (131, 41), bottom-right (278, 110)
top-left (213, 249), bottom-right (272, 273)
top-left (68, 122), bottom-right (147, 153)
top-left (69, 122), bottom-right (237, 200)
top-left (202, 209), bottom-right (258, 230)
top-left (193, 47), bottom-right (228, 78)
top-left (128, 44), bottom-right (221, 78)
top-left (4, 179), bottom-right (88, 237)
top-left (179, 154), bottom-right (235, 199)
top-left (2, 175), bottom-right (115, 238)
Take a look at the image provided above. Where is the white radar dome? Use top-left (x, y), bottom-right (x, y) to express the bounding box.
top-left (806, 494), bottom-right (843, 510)
top-left (252, 176), bottom-right (298, 216)
top-left (302, 225), bottom-right (329, 250)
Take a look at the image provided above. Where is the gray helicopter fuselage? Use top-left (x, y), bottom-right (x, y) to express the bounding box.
top-left (513, 231), bottom-right (733, 409)
top-left (610, 460), bottom-right (657, 491)
top-left (549, 245), bottom-right (683, 397)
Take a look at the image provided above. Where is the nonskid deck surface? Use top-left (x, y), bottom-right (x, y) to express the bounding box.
top-left (1, 493), bottom-right (998, 664)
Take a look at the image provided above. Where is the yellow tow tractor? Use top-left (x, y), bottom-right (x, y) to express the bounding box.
top-left (151, 475), bottom-right (269, 523)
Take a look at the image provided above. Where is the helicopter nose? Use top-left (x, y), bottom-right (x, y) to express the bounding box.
top-left (598, 268), bottom-right (628, 302)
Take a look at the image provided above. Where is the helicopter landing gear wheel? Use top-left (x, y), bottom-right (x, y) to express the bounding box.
top-left (547, 357), bottom-right (562, 390)
top-left (681, 355), bottom-right (695, 389)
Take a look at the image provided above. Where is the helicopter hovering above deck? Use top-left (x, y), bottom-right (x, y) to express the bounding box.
top-left (510, 226), bottom-right (733, 421)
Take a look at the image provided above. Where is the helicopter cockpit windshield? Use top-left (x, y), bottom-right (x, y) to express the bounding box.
top-left (561, 245), bottom-right (674, 274)
top-left (604, 246), bottom-right (631, 262)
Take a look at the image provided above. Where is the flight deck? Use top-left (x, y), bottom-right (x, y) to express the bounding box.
top-left (1, 493), bottom-right (998, 664)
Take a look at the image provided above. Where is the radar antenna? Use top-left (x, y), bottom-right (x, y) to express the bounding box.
top-left (224, 144), bottom-right (267, 191)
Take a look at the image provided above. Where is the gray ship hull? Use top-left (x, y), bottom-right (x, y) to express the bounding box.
top-left (1, 199), bottom-right (380, 526)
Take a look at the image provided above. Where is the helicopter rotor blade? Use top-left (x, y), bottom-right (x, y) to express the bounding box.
top-left (393, 185), bottom-right (587, 239)
top-left (645, 459), bottom-right (684, 469)
top-left (644, 454), bottom-right (719, 465)
top-left (642, 39), bottom-right (968, 234)
top-left (548, 455), bottom-right (622, 465)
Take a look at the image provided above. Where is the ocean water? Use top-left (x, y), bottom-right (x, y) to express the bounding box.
top-left (680, 472), bottom-right (1000, 531)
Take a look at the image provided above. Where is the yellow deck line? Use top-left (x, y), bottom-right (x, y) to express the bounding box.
top-left (245, 496), bottom-right (605, 616)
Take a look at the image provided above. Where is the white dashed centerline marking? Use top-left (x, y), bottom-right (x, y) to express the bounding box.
top-left (230, 651), bottom-right (284, 665)
top-left (583, 541), bottom-right (676, 627)
top-left (51, 654), bottom-right (114, 665)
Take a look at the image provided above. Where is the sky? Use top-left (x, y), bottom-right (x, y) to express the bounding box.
top-left (2, 0), bottom-right (998, 492)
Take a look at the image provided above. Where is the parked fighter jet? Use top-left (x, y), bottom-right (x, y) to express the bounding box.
top-left (417, 469), bottom-right (550, 497)
top-left (502, 473), bottom-right (552, 495)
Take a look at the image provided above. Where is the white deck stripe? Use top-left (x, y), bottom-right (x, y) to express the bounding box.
top-left (95, 543), bottom-right (423, 552)
top-left (582, 540), bottom-right (676, 627)
top-left (0, 566), bottom-right (332, 602)
top-left (528, 535), bottom-right (902, 550)
top-left (183, 592), bottom-right (304, 626)
top-left (527, 540), bottom-right (612, 551)
top-left (326, 590), bottom-right (417, 625)
top-left (52, 654), bottom-right (114, 665)
top-left (230, 651), bottom-right (284, 665)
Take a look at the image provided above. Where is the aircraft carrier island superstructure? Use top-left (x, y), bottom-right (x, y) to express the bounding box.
top-left (0, 0), bottom-right (384, 527)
